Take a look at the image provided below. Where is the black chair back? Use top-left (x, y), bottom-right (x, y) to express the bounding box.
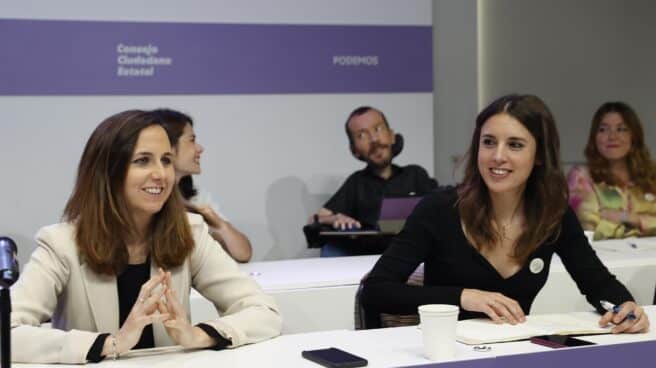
top-left (354, 281), bottom-right (382, 329)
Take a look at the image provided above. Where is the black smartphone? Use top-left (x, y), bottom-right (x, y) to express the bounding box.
top-left (301, 347), bottom-right (368, 368)
top-left (530, 335), bottom-right (596, 349)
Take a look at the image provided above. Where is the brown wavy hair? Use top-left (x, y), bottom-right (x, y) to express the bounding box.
top-left (584, 101), bottom-right (656, 194)
top-left (458, 94), bottom-right (568, 262)
top-left (63, 110), bottom-right (194, 275)
top-left (152, 108), bottom-right (198, 200)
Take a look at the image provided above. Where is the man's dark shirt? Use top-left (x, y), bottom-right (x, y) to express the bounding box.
top-left (323, 164), bottom-right (437, 227)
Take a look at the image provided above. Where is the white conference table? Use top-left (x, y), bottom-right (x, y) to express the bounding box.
top-left (15, 306), bottom-right (656, 368)
top-left (190, 237), bottom-right (656, 334)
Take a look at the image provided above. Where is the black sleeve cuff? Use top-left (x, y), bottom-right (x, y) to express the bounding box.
top-left (86, 333), bottom-right (110, 363)
top-left (196, 323), bottom-right (231, 350)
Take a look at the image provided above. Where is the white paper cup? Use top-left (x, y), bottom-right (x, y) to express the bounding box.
top-left (418, 304), bottom-right (459, 361)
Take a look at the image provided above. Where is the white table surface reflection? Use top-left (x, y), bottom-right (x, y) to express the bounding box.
top-left (190, 238), bottom-right (656, 333)
top-left (15, 306), bottom-right (656, 368)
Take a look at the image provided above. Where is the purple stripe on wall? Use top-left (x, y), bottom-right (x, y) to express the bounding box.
top-left (0, 19), bottom-right (432, 95)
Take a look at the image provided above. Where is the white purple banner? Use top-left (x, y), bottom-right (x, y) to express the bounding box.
top-left (0, 19), bottom-right (432, 95)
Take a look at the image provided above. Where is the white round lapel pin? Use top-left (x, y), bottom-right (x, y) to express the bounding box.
top-left (529, 258), bottom-right (544, 274)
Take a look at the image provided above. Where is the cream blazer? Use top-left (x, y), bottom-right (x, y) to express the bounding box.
top-left (10, 213), bottom-right (282, 364)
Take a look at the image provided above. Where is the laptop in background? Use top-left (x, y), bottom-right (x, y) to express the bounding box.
top-left (377, 196), bottom-right (423, 234)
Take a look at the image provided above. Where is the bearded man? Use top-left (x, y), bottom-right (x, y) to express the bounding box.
top-left (311, 106), bottom-right (437, 256)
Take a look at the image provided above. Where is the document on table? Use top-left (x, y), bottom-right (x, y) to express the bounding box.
top-left (456, 312), bottom-right (611, 345)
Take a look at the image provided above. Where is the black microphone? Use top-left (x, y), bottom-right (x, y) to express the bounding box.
top-left (0, 237), bottom-right (19, 288)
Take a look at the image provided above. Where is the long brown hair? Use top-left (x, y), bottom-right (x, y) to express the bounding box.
top-left (152, 108), bottom-right (198, 199)
top-left (63, 110), bottom-right (194, 275)
top-left (584, 101), bottom-right (656, 193)
top-left (458, 94), bottom-right (568, 262)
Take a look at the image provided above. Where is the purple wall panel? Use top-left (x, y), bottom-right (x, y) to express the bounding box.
top-left (0, 19), bottom-right (432, 95)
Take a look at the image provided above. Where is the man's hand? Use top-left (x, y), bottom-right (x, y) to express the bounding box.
top-left (331, 213), bottom-right (361, 230)
top-left (314, 208), bottom-right (361, 230)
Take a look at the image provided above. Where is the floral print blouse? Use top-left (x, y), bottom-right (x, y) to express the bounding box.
top-left (567, 165), bottom-right (656, 240)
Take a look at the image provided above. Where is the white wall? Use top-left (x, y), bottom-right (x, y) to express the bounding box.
top-left (0, 0), bottom-right (434, 265)
top-left (8, 0), bottom-right (651, 265)
top-left (432, 0), bottom-right (479, 185)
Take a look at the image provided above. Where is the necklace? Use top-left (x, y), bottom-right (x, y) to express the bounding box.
top-left (495, 213), bottom-right (523, 241)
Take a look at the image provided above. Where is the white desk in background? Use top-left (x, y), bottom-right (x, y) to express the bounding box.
top-left (190, 255), bottom-right (379, 333)
top-left (532, 237), bottom-right (656, 313)
top-left (591, 236), bottom-right (656, 253)
top-left (14, 306), bottom-right (656, 368)
top-left (191, 238), bottom-right (656, 333)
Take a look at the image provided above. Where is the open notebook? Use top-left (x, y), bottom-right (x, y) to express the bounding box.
top-left (456, 312), bottom-right (611, 345)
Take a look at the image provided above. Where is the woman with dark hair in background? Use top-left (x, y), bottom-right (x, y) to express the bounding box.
top-left (155, 109), bottom-right (252, 262)
top-left (361, 94), bottom-right (648, 333)
top-left (10, 110), bottom-right (280, 364)
top-left (568, 101), bottom-right (656, 240)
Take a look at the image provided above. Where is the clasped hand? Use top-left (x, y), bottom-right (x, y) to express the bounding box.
top-left (600, 208), bottom-right (639, 227)
top-left (108, 269), bottom-right (215, 356)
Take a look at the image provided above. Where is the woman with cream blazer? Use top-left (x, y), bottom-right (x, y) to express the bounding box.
top-left (11, 213), bottom-right (282, 364)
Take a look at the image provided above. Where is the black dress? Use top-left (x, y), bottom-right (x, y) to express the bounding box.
top-left (361, 187), bottom-right (633, 320)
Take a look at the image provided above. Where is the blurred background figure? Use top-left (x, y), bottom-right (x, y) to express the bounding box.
top-left (568, 102), bottom-right (656, 240)
top-left (156, 109), bottom-right (252, 262)
top-left (361, 94), bottom-right (648, 334)
top-left (309, 106), bottom-right (437, 257)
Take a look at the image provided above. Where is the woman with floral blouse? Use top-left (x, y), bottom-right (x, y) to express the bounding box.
top-left (568, 102), bottom-right (656, 240)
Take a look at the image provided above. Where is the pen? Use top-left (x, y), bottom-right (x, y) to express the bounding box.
top-left (600, 300), bottom-right (637, 321)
